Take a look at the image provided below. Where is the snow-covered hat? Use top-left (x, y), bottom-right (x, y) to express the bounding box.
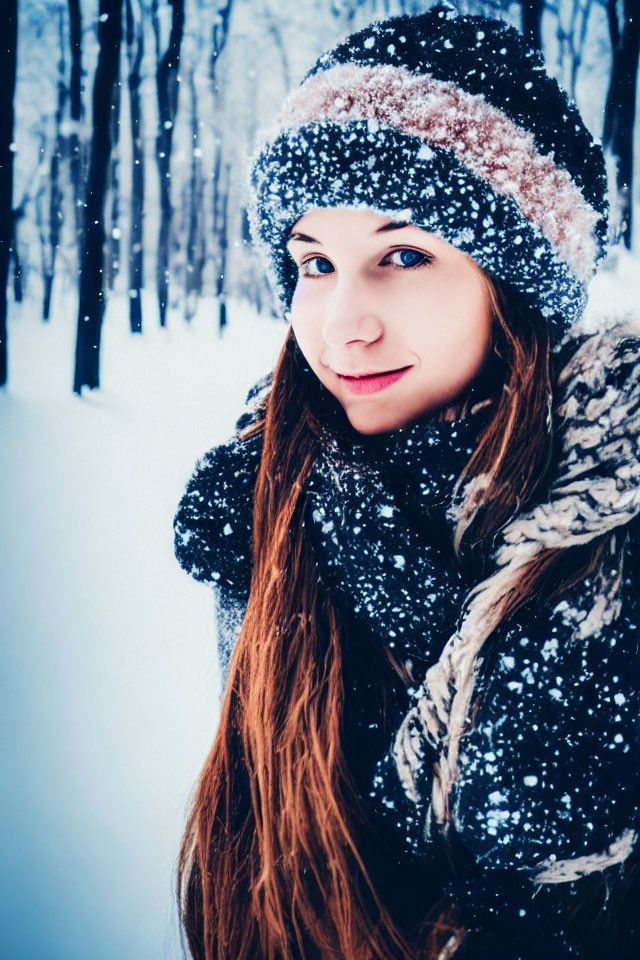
top-left (245, 4), bottom-right (609, 349)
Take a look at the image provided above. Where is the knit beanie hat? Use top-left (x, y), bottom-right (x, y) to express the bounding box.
top-left (245, 4), bottom-right (609, 350)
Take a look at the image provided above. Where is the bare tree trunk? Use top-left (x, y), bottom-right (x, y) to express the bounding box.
top-left (209, 0), bottom-right (233, 85)
top-left (44, 8), bottom-right (68, 322)
top-left (209, 0), bottom-right (233, 331)
top-left (520, 0), bottom-right (544, 51)
top-left (239, 54), bottom-right (261, 312)
top-left (126, 0), bottom-right (145, 334)
top-left (264, 16), bottom-right (291, 93)
top-left (213, 157), bottom-right (230, 335)
top-left (35, 134), bottom-right (49, 310)
top-left (68, 0), bottom-right (85, 245)
top-left (152, 0), bottom-right (185, 327)
top-left (11, 208), bottom-right (24, 303)
top-left (185, 66), bottom-right (206, 321)
top-left (253, 3), bottom-right (295, 316)
top-left (603, 0), bottom-right (640, 249)
top-left (13, 152), bottom-right (49, 305)
top-left (73, 0), bottom-right (123, 395)
top-left (107, 60), bottom-right (122, 290)
top-left (550, 0), bottom-right (594, 100)
top-left (0, 0), bottom-right (17, 387)
top-left (605, 0), bottom-right (620, 51)
top-left (570, 0), bottom-right (593, 102)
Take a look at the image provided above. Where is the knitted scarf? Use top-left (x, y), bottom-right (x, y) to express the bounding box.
top-left (301, 355), bottom-right (498, 666)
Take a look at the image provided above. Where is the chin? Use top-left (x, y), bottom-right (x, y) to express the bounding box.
top-left (344, 406), bottom-right (411, 436)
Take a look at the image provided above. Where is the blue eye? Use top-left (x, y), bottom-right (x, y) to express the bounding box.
top-left (387, 248), bottom-right (432, 268)
top-left (297, 247), bottom-right (433, 279)
top-left (299, 256), bottom-right (334, 277)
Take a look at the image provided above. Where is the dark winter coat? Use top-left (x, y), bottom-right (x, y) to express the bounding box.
top-left (174, 316), bottom-right (640, 960)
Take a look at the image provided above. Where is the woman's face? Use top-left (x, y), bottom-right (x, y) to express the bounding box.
top-left (286, 206), bottom-right (494, 435)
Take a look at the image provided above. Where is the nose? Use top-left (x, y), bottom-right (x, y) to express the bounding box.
top-left (321, 273), bottom-right (384, 348)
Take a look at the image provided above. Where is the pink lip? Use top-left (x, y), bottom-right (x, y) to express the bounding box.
top-left (337, 366), bottom-right (412, 395)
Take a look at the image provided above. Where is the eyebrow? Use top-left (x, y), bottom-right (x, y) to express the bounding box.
top-left (286, 220), bottom-right (413, 244)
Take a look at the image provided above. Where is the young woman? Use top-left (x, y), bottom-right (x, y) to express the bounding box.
top-left (173, 7), bottom-right (640, 959)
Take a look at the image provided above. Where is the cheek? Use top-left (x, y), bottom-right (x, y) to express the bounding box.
top-left (291, 288), bottom-right (324, 338)
top-left (434, 271), bottom-right (490, 332)
top-left (406, 274), bottom-right (491, 359)
top-left (290, 307), bottom-right (322, 367)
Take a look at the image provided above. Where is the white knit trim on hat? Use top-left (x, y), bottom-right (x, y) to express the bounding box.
top-left (271, 62), bottom-right (600, 281)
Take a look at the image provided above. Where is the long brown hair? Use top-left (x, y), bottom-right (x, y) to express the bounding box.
top-left (175, 277), bottom-right (609, 960)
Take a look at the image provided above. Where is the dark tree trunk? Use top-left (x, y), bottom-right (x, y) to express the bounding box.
top-left (11, 153), bottom-right (48, 304)
top-left (605, 0), bottom-right (620, 51)
top-left (0, 0), bottom-right (17, 387)
top-left (68, 0), bottom-right (85, 245)
top-left (185, 66), bottom-right (206, 321)
top-left (570, 0), bottom-right (593, 101)
top-left (44, 9), bottom-right (68, 322)
top-left (73, 0), bottom-right (123, 395)
top-left (152, 0), bottom-right (185, 327)
top-left (209, 0), bottom-right (233, 84)
top-left (209, 2), bottom-right (233, 331)
top-left (35, 133), bottom-right (48, 308)
top-left (603, 0), bottom-right (640, 249)
top-left (214, 159), bottom-right (230, 335)
top-left (11, 209), bottom-right (23, 303)
top-left (125, 0), bottom-right (144, 334)
top-left (107, 59), bottom-right (122, 290)
top-left (521, 0), bottom-right (544, 52)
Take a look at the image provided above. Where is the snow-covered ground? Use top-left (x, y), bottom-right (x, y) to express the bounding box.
top-left (0, 288), bottom-right (285, 960)
top-left (1, 248), bottom-right (639, 960)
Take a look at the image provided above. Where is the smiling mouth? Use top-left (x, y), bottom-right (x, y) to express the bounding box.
top-left (336, 365), bottom-right (412, 395)
top-left (337, 366), bottom-right (412, 379)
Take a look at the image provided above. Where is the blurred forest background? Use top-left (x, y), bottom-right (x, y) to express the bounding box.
top-left (0, 4), bottom-right (638, 960)
top-left (0, 0), bottom-right (638, 393)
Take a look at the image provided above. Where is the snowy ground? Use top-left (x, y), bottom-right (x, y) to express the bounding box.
top-left (1, 250), bottom-right (639, 960)
top-left (0, 287), bottom-right (286, 960)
